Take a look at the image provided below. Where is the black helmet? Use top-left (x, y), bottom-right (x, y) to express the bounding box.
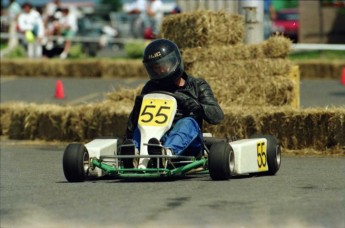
top-left (143, 39), bottom-right (184, 85)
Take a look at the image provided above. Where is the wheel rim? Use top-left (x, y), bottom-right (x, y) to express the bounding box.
top-left (275, 145), bottom-right (282, 168)
top-left (83, 151), bottom-right (90, 173)
top-left (229, 149), bottom-right (235, 173)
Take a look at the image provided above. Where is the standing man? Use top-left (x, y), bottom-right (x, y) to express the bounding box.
top-left (56, 7), bottom-right (78, 59)
top-left (264, 0), bottom-right (276, 39)
top-left (7, 0), bottom-right (22, 49)
top-left (147, 0), bottom-right (164, 37)
top-left (17, 2), bottom-right (45, 58)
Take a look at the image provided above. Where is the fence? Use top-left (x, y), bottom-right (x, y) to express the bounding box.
top-left (176, 0), bottom-right (239, 13)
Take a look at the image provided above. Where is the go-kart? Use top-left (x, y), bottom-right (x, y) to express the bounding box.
top-left (63, 92), bottom-right (281, 182)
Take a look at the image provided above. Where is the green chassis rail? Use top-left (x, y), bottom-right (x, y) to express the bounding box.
top-left (91, 155), bottom-right (208, 178)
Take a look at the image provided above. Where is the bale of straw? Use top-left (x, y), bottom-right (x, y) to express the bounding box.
top-left (204, 106), bottom-right (345, 152)
top-left (99, 60), bottom-right (147, 78)
top-left (106, 86), bottom-right (143, 105)
top-left (186, 59), bottom-right (295, 106)
top-left (160, 10), bottom-right (244, 49)
top-left (181, 35), bottom-right (292, 63)
top-left (0, 59), bottom-right (103, 77)
top-left (295, 60), bottom-right (345, 79)
top-left (2, 103), bottom-right (344, 153)
top-left (0, 59), bottom-right (146, 78)
top-left (289, 66), bottom-right (300, 108)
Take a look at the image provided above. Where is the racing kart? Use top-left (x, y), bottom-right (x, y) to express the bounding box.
top-left (63, 92), bottom-right (281, 182)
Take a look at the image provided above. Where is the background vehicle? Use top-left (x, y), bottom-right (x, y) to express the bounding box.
top-left (272, 8), bottom-right (299, 42)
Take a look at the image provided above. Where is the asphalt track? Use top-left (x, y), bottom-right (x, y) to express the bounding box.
top-left (1, 77), bottom-right (344, 107)
top-left (1, 142), bottom-right (344, 227)
top-left (0, 77), bottom-right (345, 227)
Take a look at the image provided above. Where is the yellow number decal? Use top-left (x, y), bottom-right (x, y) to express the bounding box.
top-left (257, 141), bottom-right (268, 171)
top-left (138, 99), bottom-right (174, 126)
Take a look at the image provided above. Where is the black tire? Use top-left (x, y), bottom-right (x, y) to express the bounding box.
top-left (63, 143), bottom-right (89, 182)
top-left (208, 141), bottom-right (234, 181)
top-left (250, 134), bottom-right (282, 175)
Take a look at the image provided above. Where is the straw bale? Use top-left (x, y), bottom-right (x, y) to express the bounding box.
top-left (106, 86), bottom-right (143, 105)
top-left (99, 60), bottom-right (146, 78)
top-left (295, 60), bottom-right (345, 79)
top-left (188, 58), bottom-right (292, 77)
top-left (181, 35), bottom-right (291, 63)
top-left (2, 103), bottom-right (345, 153)
top-left (187, 59), bottom-right (294, 106)
top-left (205, 106), bottom-right (345, 152)
top-left (160, 10), bottom-right (244, 49)
top-left (262, 35), bottom-right (292, 58)
top-left (0, 59), bottom-right (146, 78)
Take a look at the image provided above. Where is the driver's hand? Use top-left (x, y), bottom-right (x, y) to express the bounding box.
top-left (174, 91), bottom-right (201, 113)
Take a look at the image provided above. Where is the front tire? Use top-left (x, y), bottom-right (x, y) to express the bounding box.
top-left (250, 134), bottom-right (282, 175)
top-left (208, 141), bottom-right (234, 180)
top-left (63, 143), bottom-right (89, 182)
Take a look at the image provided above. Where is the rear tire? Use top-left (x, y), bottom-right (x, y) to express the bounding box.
top-left (250, 134), bottom-right (282, 175)
top-left (63, 143), bottom-right (89, 182)
top-left (208, 141), bottom-right (234, 180)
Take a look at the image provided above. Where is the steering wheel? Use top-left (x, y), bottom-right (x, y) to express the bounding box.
top-left (147, 91), bottom-right (177, 99)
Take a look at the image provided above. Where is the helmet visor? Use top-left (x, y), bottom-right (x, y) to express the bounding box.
top-left (144, 51), bottom-right (179, 80)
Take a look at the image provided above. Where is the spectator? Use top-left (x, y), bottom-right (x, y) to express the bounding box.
top-left (56, 7), bottom-right (78, 59)
top-left (264, 0), bottom-right (276, 39)
top-left (146, 0), bottom-right (164, 37)
top-left (124, 0), bottom-right (148, 38)
top-left (7, 0), bottom-right (22, 48)
top-left (17, 2), bottom-right (45, 58)
top-left (43, 0), bottom-right (61, 23)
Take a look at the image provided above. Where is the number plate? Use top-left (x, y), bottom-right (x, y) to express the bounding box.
top-left (138, 98), bottom-right (175, 127)
top-left (257, 141), bottom-right (268, 172)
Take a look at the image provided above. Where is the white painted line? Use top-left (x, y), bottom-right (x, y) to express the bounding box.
top-left (67, 93), bottom-right (102, 105)
top-left (0, 76), bottom-right (17, 84)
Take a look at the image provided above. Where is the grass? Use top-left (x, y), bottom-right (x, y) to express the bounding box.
top-left (289, 50), bottom-right (345, 60)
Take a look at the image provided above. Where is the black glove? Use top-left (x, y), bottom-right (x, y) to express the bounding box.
top-left (174, 92), bottom-right (201, 114)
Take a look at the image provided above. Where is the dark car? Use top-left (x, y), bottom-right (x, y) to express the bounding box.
top-left (272, 8), bottom-right (299, 42)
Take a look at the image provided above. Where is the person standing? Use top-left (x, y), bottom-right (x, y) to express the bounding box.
top-left (56, 7), bottom-right (78, 59)
top-left (124, 0), bottom-right (148, 38)
top-left (7, 0), bottom-right (22, 48)
top-left (264, 0), bottom-right (276, 39)
top-left (17, 2), bottom-right (45, 58)
top-left (146, 0), bottom-right (164, 37)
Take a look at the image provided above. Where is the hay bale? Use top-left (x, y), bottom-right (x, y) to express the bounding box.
top-left (160, 10), bottom-right (244, 49)
top-left (0, 59), bottom-right (100, 77)
top-left (100, 60), bottom-right (146, 78)
top-left (186, 59), bottom-right (294, 106)
top-left (0, 59), bottom-right (146, 78)
top-left (262, 35), bottom-right (292, 58)
top-left (181, 35), bottom-right (291, 63)
top-left (295, 60), bottom-right (345, 79)
top-left (289, 66), bottom-right (300, 108)
top-left (205, 106), bottom-right (345, 152)
top-left (2, 102), bottom-right (345, 153)
top-left (106, 86), bottom-right (143, 104)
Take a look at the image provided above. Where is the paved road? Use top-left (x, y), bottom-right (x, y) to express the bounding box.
top-left (0, 77), bottom-right (147, 105)
top-left (1, 77), bottom-right (344, 107)
top-left (1, 142), bottom-right (344, 227)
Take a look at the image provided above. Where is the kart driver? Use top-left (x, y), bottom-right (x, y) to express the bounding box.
top-left (123, 39), bottom-right (224, 165)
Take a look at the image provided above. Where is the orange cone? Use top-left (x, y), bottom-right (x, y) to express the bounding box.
top-left (54, 80), bottom-right (65, 99)
top-left (341, 68), bottom-right (345, 86)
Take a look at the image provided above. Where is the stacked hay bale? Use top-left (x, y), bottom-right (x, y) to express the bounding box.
top-left (161, 10), bottom-right (297, 108)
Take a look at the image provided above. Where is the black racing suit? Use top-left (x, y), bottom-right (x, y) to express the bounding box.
top-left (126, 72), bottom-right (224, 139)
